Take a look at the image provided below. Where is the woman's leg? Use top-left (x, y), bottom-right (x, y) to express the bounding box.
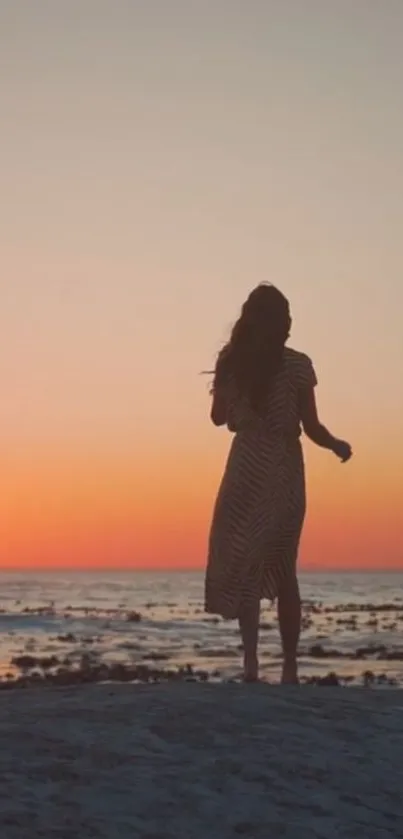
top-left (238, 600), bottom-right (260, 681)
top-left (277, 573), bottom-right (301, 683)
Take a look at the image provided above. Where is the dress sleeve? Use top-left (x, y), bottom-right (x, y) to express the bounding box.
top-left (296, 354), bottom-right (317, 389)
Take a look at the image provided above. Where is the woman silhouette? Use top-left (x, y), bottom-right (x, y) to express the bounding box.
top-left (205, 284), bottom-right (352, 683)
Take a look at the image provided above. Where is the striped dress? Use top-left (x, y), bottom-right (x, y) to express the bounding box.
top-left (205, 347), bottom-right (317, 619)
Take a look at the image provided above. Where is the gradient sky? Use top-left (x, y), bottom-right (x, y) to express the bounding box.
top-left (1, 0), bottom-right (402, 570)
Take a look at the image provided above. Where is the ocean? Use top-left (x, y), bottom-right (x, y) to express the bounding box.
top-left (1, 569), bottom-right (403, 687)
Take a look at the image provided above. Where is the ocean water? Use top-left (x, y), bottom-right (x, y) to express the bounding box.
top-left (1, 570), bottom-right (403, 687)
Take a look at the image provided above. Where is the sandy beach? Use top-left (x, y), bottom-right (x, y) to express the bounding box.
top-left (1, 683), bottom-right (402, 838)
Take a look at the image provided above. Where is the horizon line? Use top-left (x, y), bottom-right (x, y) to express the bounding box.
top-left (0, 566), bottom-right (402, 574)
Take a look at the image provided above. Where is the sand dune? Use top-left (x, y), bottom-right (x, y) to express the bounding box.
top-left (1, 683), bottom-right (402, 838)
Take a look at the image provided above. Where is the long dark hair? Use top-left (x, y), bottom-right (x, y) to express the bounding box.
top-left (212, 284), bottom-right (291, 414)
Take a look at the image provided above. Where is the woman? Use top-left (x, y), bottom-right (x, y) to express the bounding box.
top-left (205, 284), bottom-right (352, 684)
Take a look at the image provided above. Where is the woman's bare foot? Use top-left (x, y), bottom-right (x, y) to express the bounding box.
top-left (281, 660), bottom-right (299, 685)
top-left (244, 656), bottom-right (258, 683)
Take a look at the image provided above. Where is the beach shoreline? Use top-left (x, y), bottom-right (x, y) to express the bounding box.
top-left (1, 682), bottom-right (402, 837)
top-left (2, 569), bottom-right (403, 690)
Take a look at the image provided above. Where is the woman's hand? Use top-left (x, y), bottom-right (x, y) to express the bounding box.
top-left (299, 388), bottom-right (352, 462)
top-left (332, 439), bottom-right (353, 463)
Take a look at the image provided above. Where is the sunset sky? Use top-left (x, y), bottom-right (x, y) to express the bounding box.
top-left (1, 1), bottom-right (402, 571)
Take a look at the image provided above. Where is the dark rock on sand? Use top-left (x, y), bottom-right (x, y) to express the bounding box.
top-left (126, 611), bottom-right (142, 622)
top-left (11, 655), bottom-right (38, 671)
top-left (305, 672), bottom-right (340, 687)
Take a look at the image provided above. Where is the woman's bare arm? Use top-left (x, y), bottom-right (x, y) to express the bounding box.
top-left (299, 387), bottom-right (352, 462)
top-left (299, 387), bottom-right (337, 450)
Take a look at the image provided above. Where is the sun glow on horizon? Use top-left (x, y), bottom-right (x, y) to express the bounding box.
top-left (1, 439), bottom-right (402, 572)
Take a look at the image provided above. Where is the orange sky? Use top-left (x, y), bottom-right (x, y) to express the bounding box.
top-left (1, 3), bottom-right (402, 571)
top-left (1, 436), bottom-right (402, 571)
